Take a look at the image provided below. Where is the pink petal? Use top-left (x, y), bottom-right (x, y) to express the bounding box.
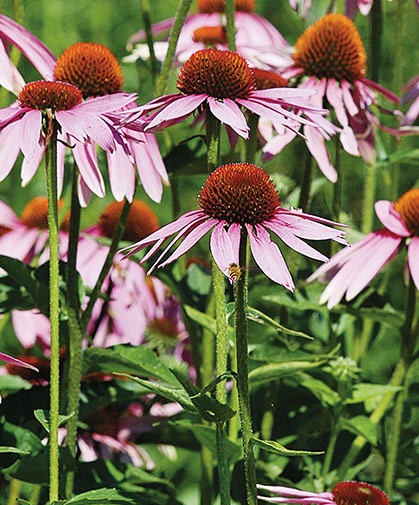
top-left (210, 221), bottom-right (240, 281)
top-left (0, 14), bottom-right (56, 80)
top-left (407, 236), bottom-right (419, 290)
top-left (265, 221), bottom-right (328, 262)
top-left (77, 93), bottom-right (138, 113)
top-left (73, 141), bottom-right (105, 197)
top-left (78, 177), bottom-right (92, 207)
top-left (0, 200), bottom-right (19, 227)
top-left (0, 38), bottom-right (25, 94)
top-left (0, 122), bottom-right (21, 181)
top-left (159, 219), bottom-right (215, 268)
top-left (18, 110), bottom-right (42, 159)
top-left (246, 224), bottom-right (295, 291)
top-left (207, 97), bottom-right (249, 137)
top-left (341, 80), bottom-right (359, 116)
top-left (146, 94), bottom-right (207, 129)
top-left (107, 146), bottom-right (135, 202)
top-left (0, 351), bottom-right (39, 371)
top-left (130, 138), bottom-right (164, 202)
top-left (262, 129), bottom-right (297, 161)
top-left (21, 141), bottom-right (44, 185)
top-left (304, 125), bottom-right (337, 182)
top-left (375, 200), bottom-right (410, 237)
top-left (358, 77), bottom-right (399, 104)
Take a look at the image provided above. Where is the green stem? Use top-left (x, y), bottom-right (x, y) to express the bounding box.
top-left (245, 113), bottom-right (259, 165)
top-left (337, 356), bottom-right (406, 481)
top-left (331, 137), bottom-right (341, 256)
top-left (80, 196), bottom-right (134, 332)
top-left (369, 0), bottom-right (382, 83)
top-left (234, 231), bottom-right (257, 505)
top-left (225, 0), bottom-right (237, 51)
top-left (322, 415), bottom-right (340, 480)
top-left (139, 0), bottom-right (159, 84)
top-left (45, 118), bottom-right (60, 503)
top-left (7, 478), bottom-right (21, 505)
top-left (206, 108), bottom-right (230, 504)
top-left (216, 423), bottom-right (231, 505)
top-left (298, 153), bottom-right (313, 212)
top-left (155, 0), bottom-right (194, 96)
top-left (383, 275), bottom-right (417, 494)
top-left (390, 0), bottom-right (408, 200)
top-left (64, 165), bottom-right (83, 499)
top-left (29, 484), bottom-right (42, 505)
top-left (361, 163), bottom-right (377, 234)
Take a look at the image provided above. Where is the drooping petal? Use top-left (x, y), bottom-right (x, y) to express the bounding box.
top-left (304, 125), bottom-right (337, 182)
top-left (210, 221), bottom-right (240, 281)
top-left (72, 141), bottom-right (105, 198)
top-left (18, 110), bottom-right (42, 159)
top-left (146, 94), bottom-right (207, 130)
top-left (374, 200), bottom-right (410, 237)
top-left (207, 97), bottom-right (249, 137)
top-left (262, 129), bottom-right (297, 161)
top-left (0, 14), bottom-right (56, 81)
top-left (0, 351), bottom-right (39, 371)
top-left (265, 220), bottom-right (329, 262)
top-left (107, 145), bottom-right (135, 202)
top-left (246, 224), bottom-right (295, 291)
top-left (0, 122), bottom-right (21, 181)
top-left (0, 38), bottom-right (25, 94)
top-left (407, 236), bottom-right (419, 290)
top-left (21, 141), bottom-right (44, 186)
top-left (358, 77), bottom-right (399, 104)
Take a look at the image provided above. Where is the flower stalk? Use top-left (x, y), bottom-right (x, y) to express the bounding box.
top-left (234, 230), bottom-right (257, 505)
top-left (155, 0), bottom-right (194, 96)
top-left (45, 115), bottom-right (60, 503)
top-left (139, 0), bottom-right (159, 84)
top-left (64, 163), bottom-right (83, 499)
top-left (225, 0), bottom-right (237, 51)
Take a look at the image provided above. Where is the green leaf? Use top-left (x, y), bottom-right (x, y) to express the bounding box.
top-left (249, 360), bottom-right (326, 388)
top-left (0, 446), bottom-right (30, 455)
top-left (247, 306), bottom-right (313, 340)
top-left (341, 416), bottom-right (378, 445)
top-left (52, 488), bottom-right (135, 504)
top-left (250, 436), bottom-right (323, 457)
top-left (345, 383), bottom-right (402, 406)
top-left (186, 263), bottom-right (212, 295)
top-left (184, 305), bottom-right (235, 340)
top-left (299, 377), bottom-right (341, 406)
top-left (116, 373), bottom-right (195, 412)
top-left (171, 370), bottom-right (236, 423)
top-left (34, 409), bottom-right (75, 434)
top-left (0, 374), bottom-right (32, 395)
top-left (375, 148), bottom-right (419, 167)
top-left (82, 345), bottom-right (175, 383)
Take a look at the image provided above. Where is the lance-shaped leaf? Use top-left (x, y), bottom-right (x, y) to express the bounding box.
top-left (251, 436), bottom-right (323, 456)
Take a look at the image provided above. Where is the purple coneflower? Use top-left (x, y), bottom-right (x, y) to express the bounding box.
top-left (121, 48), bottom-right (333, 147)
top-left (0, 80), bottom-right (136, 194)
top-left (126, 0), bottom-right (291, 70)
top-left (53, 43), bottom-right (169, 204)
top-left (257, 480), bottom-right (389, 505)
top-left (307, 188), bottom-right (419, 308)
top-left (121, 163), bottom-right (347, 291)
top-left (264, 13), bottom-right (407, 177)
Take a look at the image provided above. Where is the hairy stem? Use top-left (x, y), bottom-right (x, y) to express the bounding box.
top-left (139, 0), bottom-right (159, 84)
top-left (234, 232), bottom-right (257, 505)
top-left (362, 163), bottom-right (377, 234)
top-left (45, 119), bottom-right (60, 503)
top-left (64, 165), bottom-right (83, 499)
top-left (225, 0), bottom-right (237, 51)
top-left (155, 0), bottom-right (194, 96)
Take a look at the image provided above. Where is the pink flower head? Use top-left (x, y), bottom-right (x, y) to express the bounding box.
top-left (257, 481), bottom-right (389, 505)
top-left (120, 48), bottom-right (333, 148)
top-left (0, 80), bottom-right (137, 196)
top-left (126, 0), bottom-right (292, 70)
top-left (53, 43), bottom-right (169, 204)
top-left (307, 188), bottom-right (419, 308)
top-left (0, 196), bottom-right (69, 263)
top-left (0, 14), bottom-right (56, 94)
top-left (121, 163), bottom-right (347, 292)
top-left (263, 14), bottom-right (411, 179)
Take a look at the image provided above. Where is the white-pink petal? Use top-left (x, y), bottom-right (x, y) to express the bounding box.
top-left (374, 200), bottom-right (410, 237)
top-left (210, 222), bottom-right (240, 281)
top-left (407, 236), bottom-right (419, 290)
top-left (246, 224), bottom-right (295, 291)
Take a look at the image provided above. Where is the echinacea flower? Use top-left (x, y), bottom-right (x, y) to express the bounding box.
top-left (126, 0), bottom-right (291, 70)
top-left (0, 80), bottom-right (137, 195)
top-left (257, 480), bottom-right (389, 505)
top-left (264, 14), bottom-right (406, 176)
top-left (53, 43), bottom-right (169, 203)
top-left (307, 188), bottom-right (419, 308)
top-left (121, 48), bottom-right (333, 147)
top-left (121, 163), bottom-right (347, 291)
top-left (0, 197), bottom-right (69, 262)
top-left (0, 13), bottom-right (56, 94)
